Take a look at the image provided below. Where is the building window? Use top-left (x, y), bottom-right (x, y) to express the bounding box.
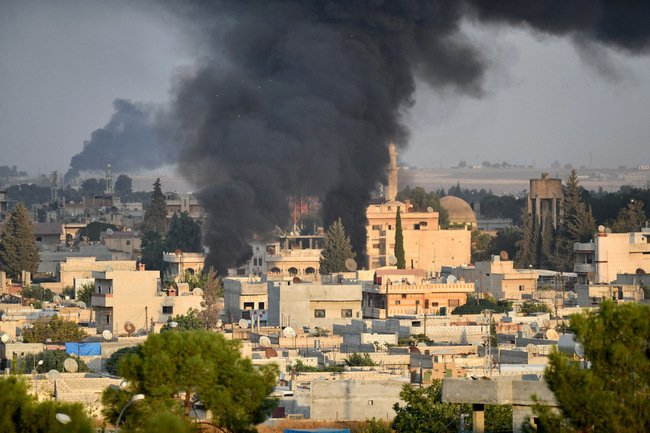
top-left (341, 309), bottom-right (352, 318)
top-left (372, 244), bottom-right (380, 249)
top-left (402, 294), bottom-right (407, 299)
top-left (36, 237), bottom-right (42, 242)
top-left (253, 258), bottom-right (257, 266)
top-left (372, 225), bottom-right (382, 230)
top-left (258, 302), bottom-right (265, 309)
top-left (314, 309), bottom-right (325, 318)
top-left (106, 315), bottom-right (110, 324)
top-left (244, 302), bottom-right (254, 310)
top-left (126, 240), bottom-right (131, 246)
top-left (448, 299), bottom-right (460, 307)
top-left (237, 268), bottom-right (246, 275)
top-left (395, 300), bottom-right (400, 305)
top-left (163, 306), bottom-right (173, 315)
top-left (387, 206), bottom-right (392, 211)
top-left (368, 400), bottom-right (374, 405)
top-left (414, 224), bottom-right (420, 230)
top-left (519, 285), bottom-right (525, 291)
top-left (375, 206), bottom-right (380, 213)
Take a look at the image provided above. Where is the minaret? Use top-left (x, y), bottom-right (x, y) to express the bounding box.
top-left (105, 160), bottom-right (113, 194)
top-left (385, 142), bottom-right (399, 201)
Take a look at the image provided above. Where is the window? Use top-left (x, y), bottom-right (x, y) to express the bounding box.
top-left (244, 302), bottom-right (255, 310)
top-left (387, 206), bottom-right (392, 211)
top-left (341, 309), bottom-right (352, 318)
top-left (375, 206), bottom-right (380, 213)
top-left (368, 400), bottom-right (374, 405)
top-left (126, 240), bottom-right (131, 246)
top-left (395, 300), bottom-right (400, 305)
top-left (163, 306), bottom-right (173, 314)
top-left (253, 258), bottom-right (257, 266)
top-left (519, 285), bottom-right (525, 291)
top-left (237, 268), bottom-right (246, 275)
top-left (372, 244), bottom-right (380, 249)
top-left (448, 299), bottom-right (460, 307)
top-left (258, 302), bottom-right (265, 309)
top-left (372, 225), bottom-right (382, 230)
top-left (106, 315), bottom-right (110, 324)
top-left (36, 237), bottom-right (42, 242)
top-left (314, 309), bottom-right (325, 318)
top-left (402, 294), bottom-right (407, 299)
top-left (414, 224), bottom-right (420, 230)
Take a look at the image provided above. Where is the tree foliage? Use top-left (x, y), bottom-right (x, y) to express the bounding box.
top-left (160, 308), bottom-right (204, 332)
top-left (22, 315), bottom-right (87, 343)
top-left (21, 285), bottom-right (54, 302)
top-left (451, 296), bottom-right (509, 315)
top-left (319, 218), bottom-right (356, 275)
top-left (163, 212), bottom-right (202, 253)
top-left (24, 350), bottom-right (91, 373)
top-left (345, 352), bottom-right (377, 367)
top-left (143, 178), bottom-right (167, 234)
top-left (141, 230), bottom-right (164, 271)
top-left (613, 199), bottom-right (646, 233)
top-left (395, 186), bottom-right (449, 225)
top-left (76, 282), bottom-right (95, 305)
top-left (197, 268), bottom-right (223, 330)
top-left (394, 207), bottom-right (406, 269)
top-left (105, 346), bottom-right (139, 376)
top-left (519, 301), bottom-right (552, 315)
top-left (0, 376), bottom-right (92, 433)
top-left (114, 174), bottom-right (133, 200)
top-left (0, 202), bottom-right (40, 280)
top-left (471, 230), bottom-right (491, 263)
top-left (78, 221), bottom-right (119, 242)
top-left (515, 209), bottom-right (537, 268)
top-left (103, 331), bottom-right (278, 432)
top-left (531, 301), bottom-right (650, 432)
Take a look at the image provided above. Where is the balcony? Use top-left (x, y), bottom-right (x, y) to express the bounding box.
top-left (574, 263), bottom-right (595, 274)
top-left (91, 293), bottom-right (114, 308)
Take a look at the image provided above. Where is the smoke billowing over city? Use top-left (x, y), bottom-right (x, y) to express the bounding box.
top-left (64, 0), bottom-right (650, 273)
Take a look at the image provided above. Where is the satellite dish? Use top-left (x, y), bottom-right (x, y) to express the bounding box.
top-left (259, 336), bottom-right (271, 347)
top-left (542, 319), bottom-right (551, 329)
top-left (605, 227), bottom-right (611, 233)
top-left (216, 320), bottom-right (223, 328)
top-left (598, 225), bottom-right (605, 233)
top-left (427, 207), bottom-right (434, 213)
top-left (47, 370), bottom-right (61, 380)
top-left (558, 334), bottom-right (585, 358)
top-left (63, 358), bottom-right (78, 373)
top-left (174, 249), bottom-right (183, 256)
top-left (265, 348), bottom-right (278, 359)
top-left (292, 276), bottom-right (302, 284)
top-left (1, 333), bottom-right (10, 343)
top-left (105, 265), bottom-right (113, 272)
top-left (417, 342), bottom-right (427, 347)
top-left (408, 346), bottom-right (421, 354)
top-left (268, 247), bottom-right (276, 255)
top-left (239, 319), bottom-right (249, 329)
top-left (587, 272), bottom-right (596, 283)
top-left (77, 301), bottom-right (86, 309)
top-left (388, 255), bottom-right (398, 265)
top-left (567, 291), bottom-right (576, 299)
top-left (345, 258), bottom-right (357, 271)
top-left (546, 329), bottom-right (559, 340)
top-left (636, 268), bottom-right (646, 276)
top-left (106, 228), bottom-right (114, 236)
top-left (102, 330), bottom-right (113, 341)
top-left (522, 325), bottom-right (531, 335)
top-left (500, 251), bottom-right (508, 260)
top-left (283, 327), bottom-right (296, 338)
top-left (193, 288), bottom-right (204, 295)
top-left (53, 296), bottom-right (62, 305)
top-left (137, 328), bottom-right (147, 337)
top-left (447, 275), bottom-right (457, 284)
top-left (124, 321), bottom-right (136, 334)
top-left (526, 344), bottom-right (539, 354)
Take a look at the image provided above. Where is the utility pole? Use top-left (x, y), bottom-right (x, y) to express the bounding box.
top-left (145, 307), bottom-right (148, 335)
top-left (484, 309), bottom-right (493, 377)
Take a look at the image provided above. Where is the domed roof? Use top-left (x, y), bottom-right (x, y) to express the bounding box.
top-left (440, 196), bottom-right (477, 226)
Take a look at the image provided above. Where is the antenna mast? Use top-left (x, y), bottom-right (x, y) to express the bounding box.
top-left (483, 309), bottom-right (493, 376)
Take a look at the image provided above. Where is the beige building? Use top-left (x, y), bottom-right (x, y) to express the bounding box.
top-left (91, 264), bottom-right (203, 335)
top-left (527, 173), bottom-right (563, 231)
top-left (100, 230), bottom-right (141, 259)
top-left (575, 283), bottom-right (644, 308)
top-left (163, 251), bottom-right (207, 276)
top-left (574, 228), bottom-right (650, 285)
top-left (58, 257), bottom-right (136, 287)
top-left (165, 193), bottom-right (205, 222)
top-left (0, 190), bottom-right (9, 225)
top-left (34, 223), bottom-right (65, 246)
top-left (366, 199), bottom-right (471, 275)
top-left (445, 257), bottom-right (538, 300)
top-left (440, 196), bottom-right (477, 228)
top-left (223, 277), bottom-right (269, 324)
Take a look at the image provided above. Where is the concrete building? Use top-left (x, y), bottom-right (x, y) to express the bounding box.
top-left (445, 257), bottom-right (538, 300)
top-left (58, 257), bottom-right (136, 288)
top-left (574, 227), bottom-right (650, 285)
top-left (91, 264), bottom-right (203, 335)
top-left (268, 281), bottom-right (363, 329)
top-left (165, 192), bottom-right (205, 222)
top-left (575, 283), bottom-right (644, 308)
top-left (100, 230), bottom-right (141, 259)
top-left (363, 269), bottom-right (475, 318)
top-left (385, 142), bottom-right (399, 201)
top-left (366, 199), bottom-right (471, 275)
top-left (527, 173), bottom-right (563, 232)
top-left (440, 196), bottom-right (478, 228)
top-left (0, 190), bottom-right (9, 225)
top-left (163, 251), bottom-right (207, 277)
top-left (33, 222), bottom-right (65, 246)
top-left (223, 277), bottom-right (269, 324)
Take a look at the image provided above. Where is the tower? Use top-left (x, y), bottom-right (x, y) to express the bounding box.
top-left (105, 161), bottom-right (114, 194)
top-left (385, 142), bottom-right (399, 201)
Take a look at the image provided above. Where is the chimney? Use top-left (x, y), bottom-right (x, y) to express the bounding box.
top-left (137, 263), bottom-right (145, 271)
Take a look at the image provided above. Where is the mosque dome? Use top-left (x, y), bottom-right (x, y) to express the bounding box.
top-left (440, 196), bottom-right (477, 227)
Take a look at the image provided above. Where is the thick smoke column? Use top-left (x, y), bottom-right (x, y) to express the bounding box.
top-left (63, 99), bottom-right (176, 184)
top-left (164, 0), bottom-right (650, 274)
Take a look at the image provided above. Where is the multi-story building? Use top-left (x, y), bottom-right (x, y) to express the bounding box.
top-left (163, 251), bottom-right (207, 277)
top-left (100, 230), bottom-right (141, 259)
top-left (0, 190), bottom-right (9, 225)
top-left (527, 173), bottom-right (563, 232)
top-left (165, 193), bottom-right (205, 221)
top-left (223, 277), bottom-right (269, 325)
top-left (363, 269), bottom-right (474, 319)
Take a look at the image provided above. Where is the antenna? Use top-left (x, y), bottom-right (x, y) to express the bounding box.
top-left (499, 251), bottom-right (508, 260)
top-left (283, 327), bottom-right (296, 338)
top-left (587, 272), bottom-right (596, 284)
top-left (102, 330), bottom-right (113, 341)
top-left (446, 275), bottom-right (457, 284)
top-left (105, 265), bottom-right (113, 272)
top-left (526, 344), bottom-right (539, 355)
top-left (174, 249), bottom-right (183, 256)
top-left (265, 348), bottom-right (278, 359)
top-left (1, 333), bottom-right (10, 343)
top-left (137, 329), bottom-right (147, 337)
top-left (193, 288), bottom-right (204, 295)
top-left (239, 319), bottom-right (249, 329)
top-left (546, 329), bottom-right (559, 340)
top-left (388, 255), bottom-right (397, 266)
top-left (259, 336), bottom-right (271, 347)
top-left (598, 225), bottom-right (605, 233)
top-left (345, 258), bottom-right (357, 271)
top-left (77, 301), bottom-right (86, 310)
top-left (292, 276), bottom-right (302, 284)
top-left (47, 369), bottom-right (61, 380)
top-left (63, 358), bottom-right (78, 373)
top-left (427, 207), bottom-right (434, 213)
top-left (106, 228), bottom-right (114, 236)
top-left (124, 321), bottom-right (136, 335)
top-left (216, 320), bottom-right (223, 329)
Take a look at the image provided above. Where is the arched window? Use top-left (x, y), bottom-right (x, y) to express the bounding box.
top-left (271, 267), bottom-right (281, 274)
top-left (288, 267), bottom-right (298, 276)
top-left (305, 267), bottom-right (316, 274)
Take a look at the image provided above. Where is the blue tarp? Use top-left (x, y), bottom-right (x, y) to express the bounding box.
top-left (284, 429), bottom-right (350, 433)
top-left (65, 342), bottom-right (101, 356)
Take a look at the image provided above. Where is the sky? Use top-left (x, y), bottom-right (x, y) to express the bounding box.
top-left (2, 1), bottom-right (650, 176)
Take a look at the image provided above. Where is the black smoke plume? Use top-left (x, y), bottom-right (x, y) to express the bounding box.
top-left (63, 99), bottom-right (176, 184)
top-left (70, 0), bottom-right (650, 274)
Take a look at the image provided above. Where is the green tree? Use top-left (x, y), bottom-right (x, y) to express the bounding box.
top-left (141, 230), bottom-right (164, 271)
top-left (394, 207), bottom-right (406, 269)
top-left (489, 226), bottom-right (521, 263)
top-left (78, 221), bottom-right (119, 242)
top-left (540, 212), bottom-right (555, 269)
top-left (76, 282), bottom-right (95, 305)
top-left (471, 230), bottom-right (491, 263)
top-left (61, 286), bottom-right (75, 299)
top-left (197, 269), bottom-right (224, 330)
top-left (0, 202), bottom-right (40, 280)
top-left (345, 352), bottom-right (377, 367)
top-left (81, 178), bottom-right (101, 194)
top-left (105, 346), bottom-right (140, 376)
top-left (614, 199), bottom-right (646, 233)
top-left (143, 178), bottom-right (167, 234)
top-left (21, 285), bottom-right (54, 303)
top-left (451, 297), bottom-right (508, 315)
top-left (22, 315), bottom-right (87, 343)
top-left (0, 376), bottom-right (92, 433)
top-left (114, 174), bottom-right (133, 201)
top-left (319, 218), bottom-right (356, 275)
top-left (24, 350), bottom-right (91, 373)
top-left (554, 170), bottom-right (595, 271)
top-left (519, 301), bottom-right (552, 315)
top-left (163, 212), bottom-right (202, 253)
top-left (530, 301), bottom-right (650, 431)
top-left (395, 186), bottom-right (449, 225)
top-left (102, 331), bottom-right (279, 431)
top-left (515, 209), bottom-right (537, 268)
top-left (160, 308), bottom-right (204, 332)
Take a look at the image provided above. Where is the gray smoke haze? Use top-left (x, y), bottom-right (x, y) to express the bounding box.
top-left (65, 0), bottom-right (650, 274)
top-left (63, 99), bottom-right (176, 184)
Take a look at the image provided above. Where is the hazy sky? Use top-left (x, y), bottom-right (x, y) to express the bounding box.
top-left (2, 1), bottom-right (650, 175)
